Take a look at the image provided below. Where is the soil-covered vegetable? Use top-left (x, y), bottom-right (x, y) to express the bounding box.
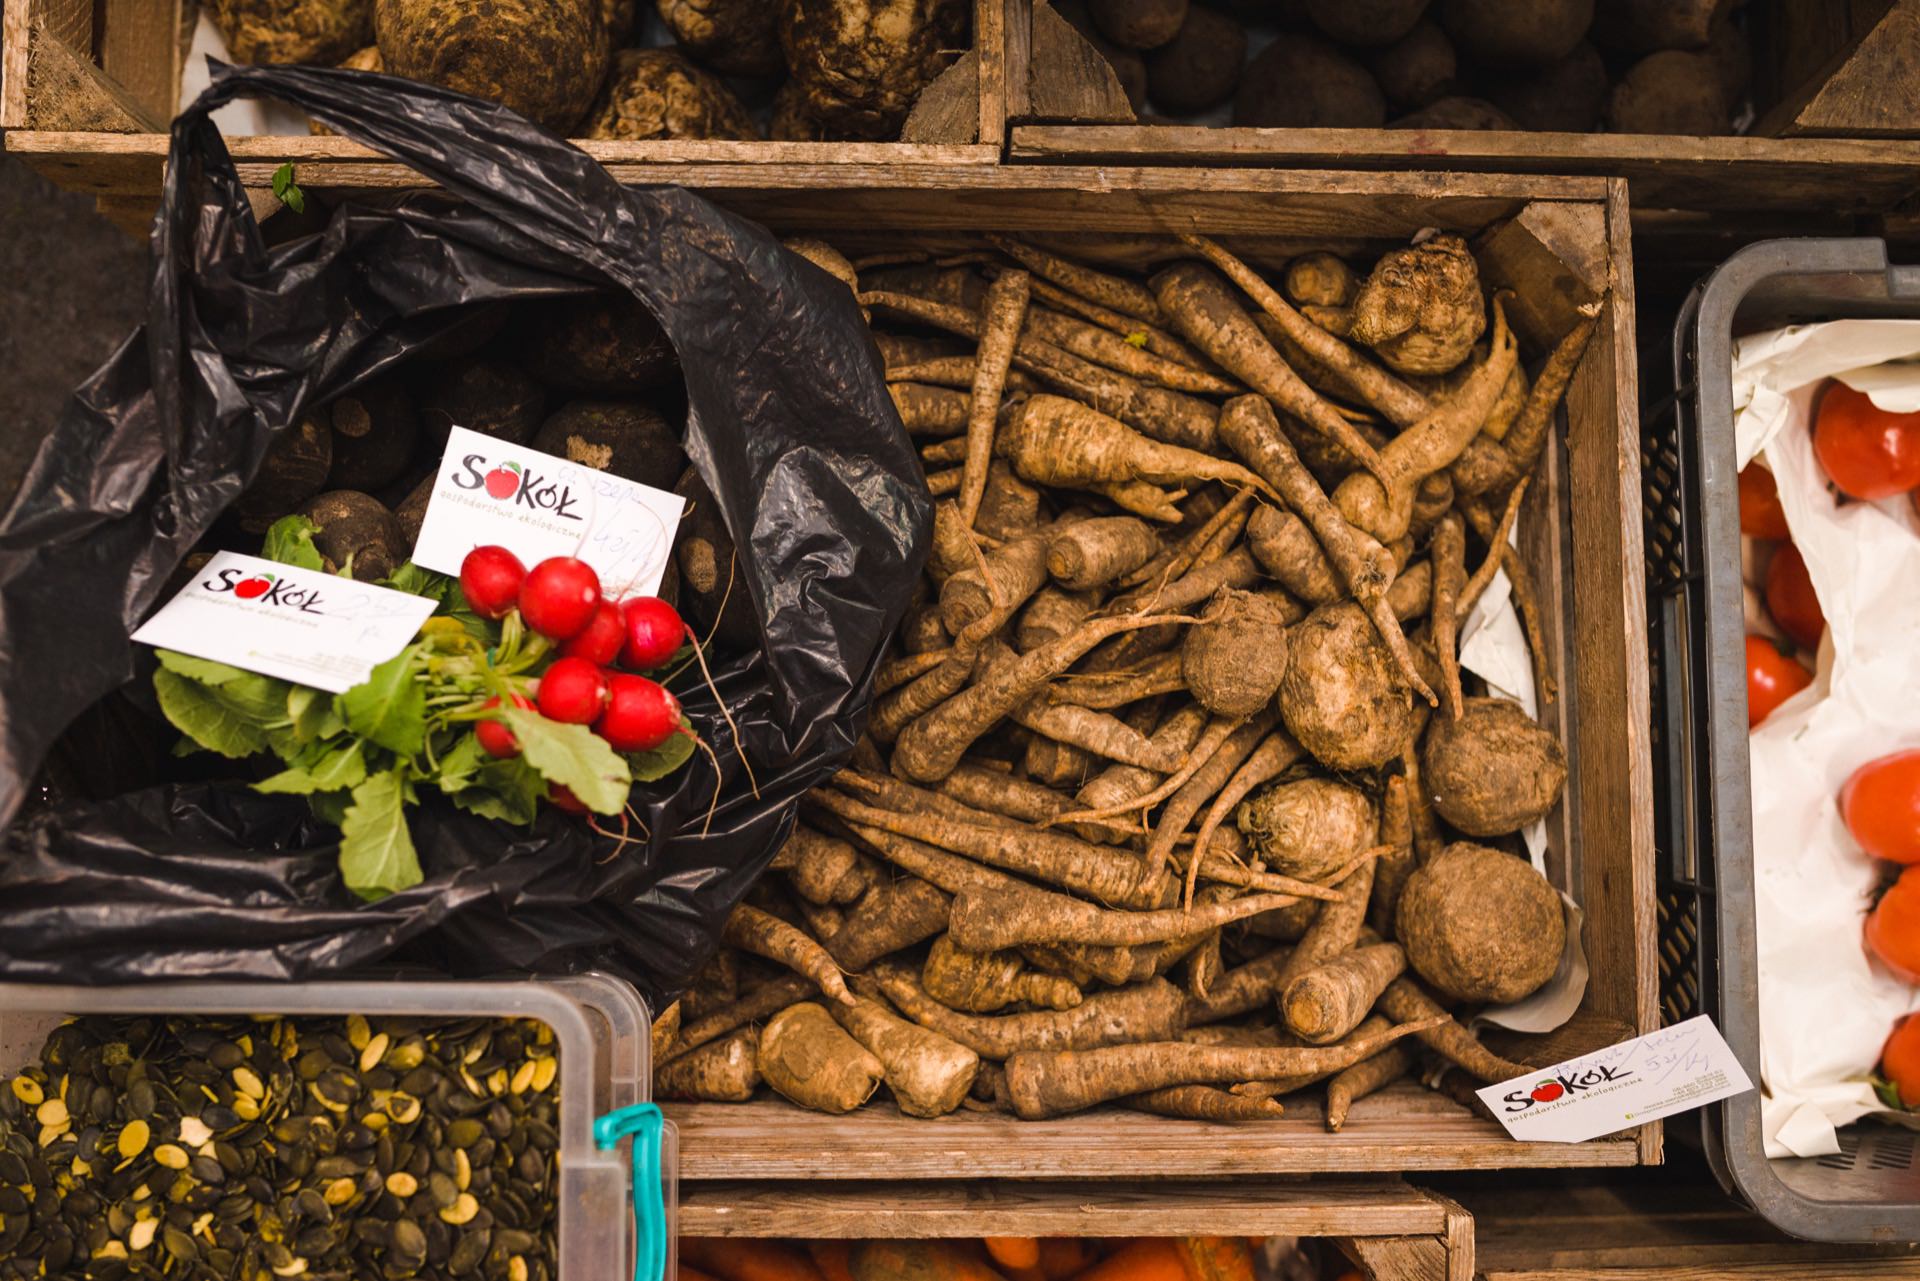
top-left (1397, 841), bottom-right (1564, 1002)
top-left (583, 48), bottom-right (759, 141)
top-left (780, 0), bottom-right (967, 140)
top-left (1144, 7), bottom-right (1246, 115)
top-left (233, 416), bottom-right (333, 532)
top-left (531, 402), bottom-right (683, 489)
top-left (1486, 41), bottom-right (1608, 132)
top-left (1439, 0), bottom-right (1592, 69)
top-left (1278, 600), bottom-right (1417, 770)
top-left (1234, 35), bottom-right (1387, 128)
top-left (1238, 777), bottom-right (1377, 882)
top-left (1304, 0), bottom-right (1427, 48)
top-left (298, 490), bottom-right (403, 582)
top-left (1606, 49), bottom-right (1731, 135)
top-left (1349, 234), bottom-right (1485, 376)
top-left (1090, 0), bottom-right (1189, 51)
top-left (326, 380), bottom-right (417, 492)
top-left (519, 294), bottom-right (679, 394)
top-left (1368, 18), bottom-right (1456, 110)
top-left (1421, 695), bottom-right (1567, 835)
top-left (413, 359), bottom-right (546, 447)
top-left (375, 0), bottom-right (608, 133)
top-left (211, 0), bottom-right (373, 64)
top-left (656, 0), bottom-right (784, 76)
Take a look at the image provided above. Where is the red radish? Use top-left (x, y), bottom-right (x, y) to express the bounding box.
top-left (460, 546), bottom-right (526, 621)
top-left (537, 657), bottom-right (609, 724)
top-left (475, 693), bottom-right (535, 758)
top-left (562, 601), bottom-right (626, 665)
top-left (621, 597), bottom-right (687, 671)
top-left (519, 557), bottom-right (602, 640)
top-left (548, 784), bottom-right (588, 814)
top-left (597, 674), bottom-right (681, 752)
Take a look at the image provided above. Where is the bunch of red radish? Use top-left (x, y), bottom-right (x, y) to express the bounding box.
top-left (459, 546), bottom-right (687, 765)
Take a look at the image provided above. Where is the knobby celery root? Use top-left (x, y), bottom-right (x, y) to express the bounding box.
top-left (1180, 589), bottom-right (1293, 717)
top-left (1237, 776), bottom-right (1376, 882)
top-left (1348, 233), bottom-right (1486, 375)
top-left (1398, 842), bottom-right (1565, 1003)
top-left (757, 1003), bottom-right (885, 1115)
top-left (830, 996), bottom-right (980, 1118)
top-left (722, 904), bottom-right (855, 1006)
top-left (1422, 696), bottom-right (1567, 836)
top-left (1277, 601), bottom-right (1420, 770)
top-left (876, 966), bottom-right (1188, 1059)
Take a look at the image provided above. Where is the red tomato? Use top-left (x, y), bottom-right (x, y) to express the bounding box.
top-left (1764, 542), bottom-right (1826, 651)
top-left (1843, 750), bottom-right (1920, 865)
top-left (1746, 634), bottom-right (1812, 728)
top-left (1867, 866), bottom-right (1920, 983)
top-left (1738, 464), bottom-right (1790, 539)
top-left (1881, 1014), bottom-right (1920, 1108)
top-left (1813, 382), bottom-right (1920, 501)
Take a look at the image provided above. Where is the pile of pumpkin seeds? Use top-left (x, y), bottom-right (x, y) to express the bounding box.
top-left (0, 1014), bottom-right (560, 1280)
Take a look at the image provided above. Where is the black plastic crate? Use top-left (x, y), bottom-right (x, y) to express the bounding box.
top-left (1645, 237), bottom-right (1920, 1241)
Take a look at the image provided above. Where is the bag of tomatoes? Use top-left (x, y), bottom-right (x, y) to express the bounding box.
top-left (0, 65), bottom-right (926, 1005)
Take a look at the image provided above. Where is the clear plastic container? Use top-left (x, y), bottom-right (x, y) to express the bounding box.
top-left (0, 975), bottom-right (675, 1279)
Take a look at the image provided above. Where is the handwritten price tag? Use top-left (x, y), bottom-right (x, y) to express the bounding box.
top-left (1475, 1015), bottom-right (1755, 1143)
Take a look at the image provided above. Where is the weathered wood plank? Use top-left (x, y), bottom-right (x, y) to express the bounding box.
top-left (1025, 1), bottom-right (1131, 124)
top-left (1760, 0), bottom-right (1920, 137)
top-left (98, 0), bottom-right (187, 126)
top-left (1335, 1234), bottom-right (1450, 1281)
top-left (25, 22), bottom-right (165, 132)
top-left (678, 1179), bottom-right (1448, 1240)
top-left (1, 0), bottom-right (32, 128)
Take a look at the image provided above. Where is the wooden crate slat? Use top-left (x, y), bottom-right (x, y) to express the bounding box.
top-left (23, 18), bottom-right (165, 132)
top-left (677, 1179), bottom-right (1449, 1239)
top-left (1007, 125), bottom-right (1920, 215)
top-left (1, 0), bottom-right (31, 128)
top-left (97, 0), bottom-right (184, 126)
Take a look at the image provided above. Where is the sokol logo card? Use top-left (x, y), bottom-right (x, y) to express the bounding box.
top-left (132, 552), bottom-right (438, 693)
top-left (1476, 1015), bottom-right (1754, 1143)
top-left (410, 426), bottom-right (686, 599)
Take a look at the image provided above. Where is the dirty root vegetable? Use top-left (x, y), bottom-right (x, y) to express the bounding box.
top-left (375, 0), bottom-right (607, 132)
top-left (1421, 697), bottom-right (1567, 837)
top-left (212, 0), bottom-right (372, 64)
top-left (656, 1026), bottom-right (759, 1101)
top-left (923, 935), bottom-right (1084, 1013)
top-left (326, 381), bottom-right (416, 492)
top-left (583, 48), bottom-right (758, 141)
top-left (1348, 234), bottom-right (1485, 377)
top-left (724, 904), bottom-right (855, 1006)
top-left (657, 0), bottom-right (783, 76)
top-left (1180, 589), bottom-right (1291, 717)
top-left (779, 0), bottom-right (965, 139)
top-left (1282, 942), bottom-right (1407, 1044)
top-left (531, 402), bottom-right (682, 490)
top-left (949, 885), bottom-right (1303, 952)
top-left (961, 270), bottom-right (1032, 529)
top-left (520, 294), bottom-right (678, 394)
top-left (1144, 7), bottom-right (1245, 113)
top-left (1324, 1017), bottom-right (1413, 1131)
top-left (757, 1003), bottom-right (884, 1115)
top-left (299, 491), bottom-right (400, 582)
top-left (234, 417), bottom-right (332, 532)
top-left (414, 359), bottom-right (545, 447)
top-left (1397, 842), bottom-right (1565, 1003)
top-left (1277, 601), bottom-right (1417, 770)
top-left (1233, 35), bottom-right (1386, 128)
top-left (1237, 777), bottom-right (1377, 882)
top-left (831, 996), bottom-right (979, 1117)
top-left (877, 967), bottom-right (1187, 1059)
top-left (1367, 18), bottom-right (1456, 110)
top-left (1440, 0), bottom-right (1591, 67)
top-left (1606, 50), bottom-right (1730, 135)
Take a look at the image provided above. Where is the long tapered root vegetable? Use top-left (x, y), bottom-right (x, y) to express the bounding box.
top-left (1184, 947), bottom-right (1293, 1025)
top-left (1237, 776), bottom-right (1377, 882)
top-left (723, 903), bottom-right (856, 1006)
top-left (1398, 842), bottom-right (1565, 1003)
top-left (1247, 505), bottom-right (1341, 604)
top-left (850, 1241), bottom-right (1009, 1281)
top-left (961, 270), bottom-right (1031, 529)
top-left (1180, 588), bottom-right (1292, 717)
top-left (1003, 1016), bottom-right (1441, 1118)
top-left (997, 395), bottom-right (1274, 505)
top-left (1278, 601), bottom-right (1418, 770)
top-left (949, 886), bottom-right (1303, 952)
top-left (1129, 1086), bottom-right (1287, 1122)
top-left (989, 236), bottom-right (1168, 326)
top-left (1422, 696), bottom-right (1568, 836)
top-left (757, 1003), bottom-right (885, 1115)
top-left (1377, 976), bottom-right (1534, 1082)
top-left (1429, 512), bottom-right (1467, 719)
top-left (1281, 942), bottom-right (1408, 1044)
top-left (830, 996), bottom-right (980, 1118)
top-left (1048, 516), bottom-right (1160, 590)
top-left (923, 935), bottom-right (1084, 1013)
top-left (1368, 774), bottom-right (1415, 941)
top-left (656, 1027), bottom-right (760, 1102)
top-left (1279, 858), bottom-right (1376, 990)
top-left (1324, 1017), bottom-right (1414, 1131)
top-left (781, 825), bottom-right (875, 905)
top-left (877, 967), bottom-right (1188, 1059)
top-left (891, 383), bottom-right (971, 435)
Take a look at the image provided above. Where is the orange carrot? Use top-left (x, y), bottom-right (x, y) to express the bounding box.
top-left (1068, 1239), bottom-right (1186, 1281)
top-left (1175, 1238), bottom-right (1255, 1281)
top-left (986, 1237), bottom-right (1044, 1276)
top-left (681, 1240), bottom-right (826, 1281)
top-left (1038, 1239), bottom-right (1097, 1280)
top-left (807, 1241), bottom-right (856, 1281)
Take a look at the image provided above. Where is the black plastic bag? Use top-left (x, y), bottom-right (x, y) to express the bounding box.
top-left (0, 62), bottom-right (928, 1008)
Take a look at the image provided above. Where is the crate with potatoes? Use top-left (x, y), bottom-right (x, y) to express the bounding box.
top-left (647, 164), bottom-right (1656, 1179)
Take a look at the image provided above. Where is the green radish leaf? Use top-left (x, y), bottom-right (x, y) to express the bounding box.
top-left (434, 731), bottom-right (488, 794)
top-left (341, 647), bottom-right (426, 755)
top-left (271, 163), bottom-right (306, 214)
top-left (447, 758), bottom-right (544, 826)
top-left (338, 772), bottom-right (420, 900)
top-left (500, 708), bottom-right (630, 815)
top-left (628, 729), bottom-right (698, 783)
top-left (288, 686), bottom-right (343, 742)
top-left (262, 515), bottom-right (325, 572)
top-left (255, 742), bottom-right (366, 795)
top-left (153, 668), bottom-right (266, 759)
top-left (156, 650), bottom-right (248, 686)
top-left (308, 790), bottom-right (352, 827)
top-left (217, 672), bottom-right (296, 725)
top-left (382, 563), bottom-right (447, 601)
top-left (171, 738), bottom-right (204, 758)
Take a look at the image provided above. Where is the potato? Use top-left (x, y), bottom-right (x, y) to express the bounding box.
top-left (1484, 41), bottom-right (1607, 132)
top-left (1591, 0), bottom-right (1732, 55)
top-left (299, 490), bottom-right (401, 582)
top-left (780, 0), bottom-right (968, 140)
top-left (1606, 49), bottom-right (1731, 136)
top-left (657, 0), bottom-right (783, 76)
top-left (1706, 17), bottom-right (1752, 105)
top-left (1181, 588), bottom-right (1291, 716)
top-left (1367, 18), bottom-right (1456, 111)
top-left (1057, 0), bottom-right (1151, 110)
top-left (1396, 842), bottom-right (1564, 1004)
top-left (1277, 600), bottom-right (1415, 770)
top-left (1422, 696), bottom-right (1566, 836)
top-left (211, 0), bottom-right (372, 65)
top-left (1303, 0), bottom-right (1427, 48)
top-left (531, 402), bottom-right (683, 490)
top-left (413, 360), bottom-right (546, 448)
top-left (519, 295), bottom-right (680, 394)
top-left (1233, 35), bottom-right (1386, 128)
top-left (375, 0), bottom-right (607, 133)
top-left (1089, 0), bottom-right (1188, 50)
top-left (1144, 7), bottom-right (1245, 114)
top-left (1391, 96), bottom-right (1514, 130)
top-left (1349, 232), bottom-right (1485, 376)
top-left (1439, 0), bottom-right (1591, 69)
top-left (583, 48), bottom-right (759, 141)
top-left (1237, 777), bottom-right (1377, 882)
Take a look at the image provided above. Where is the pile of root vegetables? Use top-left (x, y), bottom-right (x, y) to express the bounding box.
top-left (650, 228), bottom-right (1599, 1126)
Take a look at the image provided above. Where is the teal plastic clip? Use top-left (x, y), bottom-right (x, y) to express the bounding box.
top-left (594, 1102), bottom-right (667, 1281)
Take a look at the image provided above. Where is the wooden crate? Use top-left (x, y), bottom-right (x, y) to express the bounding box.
top-left (1464, 1175), bottom-right (1920, 1279)
top-left (681, 1178), bottom-right (1474, 1281)
top-left (1002, 1), bottom-right (1920, 218)
top-left (588, 162), bottom-right (1657, 1176)
top-left (0, 0), bottom-right (1009, 223)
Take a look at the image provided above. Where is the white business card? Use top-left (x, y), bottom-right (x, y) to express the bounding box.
top-left (1475, 1015), bottom-right (1755, 1143)
top-left (411, 426), bottom-right (685, 600)
top-left (133, 552), bottom-right (438, 693)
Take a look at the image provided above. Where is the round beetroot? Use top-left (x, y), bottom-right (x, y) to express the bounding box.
top-left (537, 656), bottom-right (610, 724)
top-left (562, 600), bottom-right (626, 665)
top-left (597, 674), bottom-right (681, 752)
top-left (460, 545), bottom-right (527, 620)
top-left (621, 596), bottom-right (687, 670)
top-left (475, 692), bottom-right (535, 758)
top-left (519, 556), bottom-right (602, 640)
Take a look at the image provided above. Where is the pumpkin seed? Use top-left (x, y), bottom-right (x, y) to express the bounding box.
top-left (152, 1145), bottom-right (188, 1170)
top-left (10, 1079), bottom-right (43, 1106)
top-left (437, 1193), bottom-right (479, 1226)
top-left (127, 1217), bottom-right (156, 1253)
top-left (115, 1122), bottom-right (149, 1159)
top-left (384, 1172), bottom-right (418, 1199)
top-left (34, 1100), bottom-right (67, 1128)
